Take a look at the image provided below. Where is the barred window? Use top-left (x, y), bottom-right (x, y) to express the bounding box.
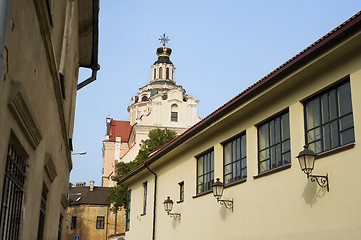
top-left (96, 216), bottom-right (105, 229)
top-left (0, 133), bottom-right (28, 240)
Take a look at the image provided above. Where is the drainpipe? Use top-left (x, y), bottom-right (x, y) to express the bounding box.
top-left (145, 164), bottom-right (157, 240)
top-left (106, 206), bottom-right (109, 240)
top-left (77, 0), bottom-right (100, 90)
top-left (77, 64), bottom-right (100, 90)
top-left (0, 0), bottom-right (10, 89)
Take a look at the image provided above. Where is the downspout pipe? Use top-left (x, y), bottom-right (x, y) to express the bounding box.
top-left (0, 0), bottom-right (10, 89)
top-left (77, 64), bottom-right (100, 90)
top-left (77, 0), bottom-right (100, 90)
top-left (145, 164), bottom-right (157, 240)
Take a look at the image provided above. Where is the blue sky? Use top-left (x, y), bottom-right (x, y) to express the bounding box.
top-left (70, 1), bottom-right (360, 185)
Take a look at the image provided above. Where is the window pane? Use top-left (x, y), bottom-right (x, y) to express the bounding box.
top-left (338, 82), bottom-right (352, 117)
top-left (241, 169), bottom-right (247, 179)
top-left (224, 143), bottom-right (231, 164)
top-left (282, 139), bottom-right (290, 153)
top-left (283, 152), bottom-right (291, 165)
top-left (306, 98), bottom-right (320, 129)
top-left (330, 121), bottom-right (339, 149)
top-left (322, 123), bottom-right (331, 150)
top-left (260, 160), bottom-right (269, 172)
top-left (339, 114), bottom-right (354, 131)
top-left (225, 174), bottom-right (232, 184)
top-left (259, 149), bottom-right (269, 161)
top-left (341, 128), bottom-right (354, 145)
top-left (259, 124), bottom-right (269, 149)
top-left (309, 140), bottom-right (322, 154)
top-left (276, 144), bottom-right (282, 167)
top-left (307, 127), bottom-right (321, 143)
top-left (270, 146), bottom-right (276, 168)
top-left (321, 94), bottom-right (330, 124)
top-left (270, 120), bottom-right (275, 146)
top-left (275, 118), bottom-right (280, 144)
top-left (281, 113), bottom-right (290, 140)
top-left (241, 135), bottom-right (246, 158)
top-left (329, 90), bottom-right (337, 121)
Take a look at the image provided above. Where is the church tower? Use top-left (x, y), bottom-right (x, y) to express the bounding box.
top-left (102, 35), bottom-right (200, 187)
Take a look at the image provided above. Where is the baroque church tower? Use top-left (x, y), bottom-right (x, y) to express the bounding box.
top-left (102, 36), bottom-right (200, 187)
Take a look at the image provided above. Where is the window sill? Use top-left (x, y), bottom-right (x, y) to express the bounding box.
top-left (192, 190), bottom-right (212, 199)
top-left (176, 200), bottom-right (184, 204)
top-left (316, 143), bottom-right (355, 159)
top-left (253, 164), bottom-right (291, 179)
top-left (224, 178), bottom-right (247, 189)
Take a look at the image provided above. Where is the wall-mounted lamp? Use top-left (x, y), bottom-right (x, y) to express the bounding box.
top-left (212, 178), bottom-right (233, 211)
top-left (163, 197), bottom-right (181, 220)
top-left (296, 145), bottom-right (329, 192)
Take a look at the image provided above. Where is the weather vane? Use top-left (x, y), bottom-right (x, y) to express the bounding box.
top-left (159, 33), bottom-right (170, 46)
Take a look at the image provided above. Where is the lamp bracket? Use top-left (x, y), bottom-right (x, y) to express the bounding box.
top-left (217, 198), bottom-right (233, 211)
top-left (309, 173), bottom-right (329, 192)
top-left (168, 212), bottom-right (181, 220)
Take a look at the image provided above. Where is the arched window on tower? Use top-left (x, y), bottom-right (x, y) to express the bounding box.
top-left (142, 95), bottom-right (148, 101)
top-left (154, 68), bottom-right (156, 80)
top-left (172, 69), bottom-right (174, 80)
top-left (159, 67), bottom-right (163, 79)
top-left (166, 68), bottom-right (169, 79)
top-left (171, 104), bottom-right (178, 122)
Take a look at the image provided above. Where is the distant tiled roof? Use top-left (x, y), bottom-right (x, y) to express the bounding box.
top-left (119, 11), bottom-right (361, 184)
top-left (68, 186), bottom-right (110, 206)
top-left (104, 120), bottom-right (132, 143)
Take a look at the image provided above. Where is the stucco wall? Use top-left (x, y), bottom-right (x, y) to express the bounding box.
top-left (124, 28), bottom-right (361, 240)
top-left (0, 0), bottom-right (91, 239)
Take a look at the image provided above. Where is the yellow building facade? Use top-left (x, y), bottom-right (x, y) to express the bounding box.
top-left (120, 11), bottom-right (361, 240)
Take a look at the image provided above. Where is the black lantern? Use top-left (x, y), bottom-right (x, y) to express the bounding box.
top-left (211, 178), bottom-right (233, 211)
top-left (163, 196), bottom-right (173, 214)
top-left (296, 145), bottom-right (329, 192)
top-left (163, 197), bottom-right (181, 220)
top-left (212, 178), bottom-right (224, 200)
top-left (296, 145), bottom-right (316, 176)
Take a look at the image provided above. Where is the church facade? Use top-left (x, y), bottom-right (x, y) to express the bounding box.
top-left (102, 41), bottom-right (200, 187)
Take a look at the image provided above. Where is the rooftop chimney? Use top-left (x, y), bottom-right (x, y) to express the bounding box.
top-left (90, 181), bottom-right (95, 191)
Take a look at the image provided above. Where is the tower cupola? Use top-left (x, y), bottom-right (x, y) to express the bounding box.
top-left (152, 34), bottom-right (175, 81)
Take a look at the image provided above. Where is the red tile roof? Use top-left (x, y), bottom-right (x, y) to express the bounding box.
top-left (119, 11), bottom-right (361, 184)
top-left (104, 120), bottom-right (132, 143)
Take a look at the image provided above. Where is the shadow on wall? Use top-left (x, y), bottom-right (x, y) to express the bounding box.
top-left (302, 179), bottom-right (327, 206)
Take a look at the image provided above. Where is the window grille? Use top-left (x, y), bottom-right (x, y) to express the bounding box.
top-left (96, 216), bottom-right (105, 229)
top-left (0, 137), bottom-right (28, 240)
top-left (37, 184), bottom-right (48, 240)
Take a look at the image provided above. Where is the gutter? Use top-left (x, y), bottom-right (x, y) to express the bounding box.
top-left (145, 164), bottom-right (157, 240)
top-left (0, 0), bottom-right (10, 90)
top-left (77, 0), bottom-right (100, 90)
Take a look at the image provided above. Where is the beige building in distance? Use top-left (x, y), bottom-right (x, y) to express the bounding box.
top-left (102, 37), bottom-right (200, 187)
top-left (66, 182), bottom-right (125, 240)
top-left (0, 0), bottom-right (99, 239)
top-left (119, 11), bottom-right (361, 240)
